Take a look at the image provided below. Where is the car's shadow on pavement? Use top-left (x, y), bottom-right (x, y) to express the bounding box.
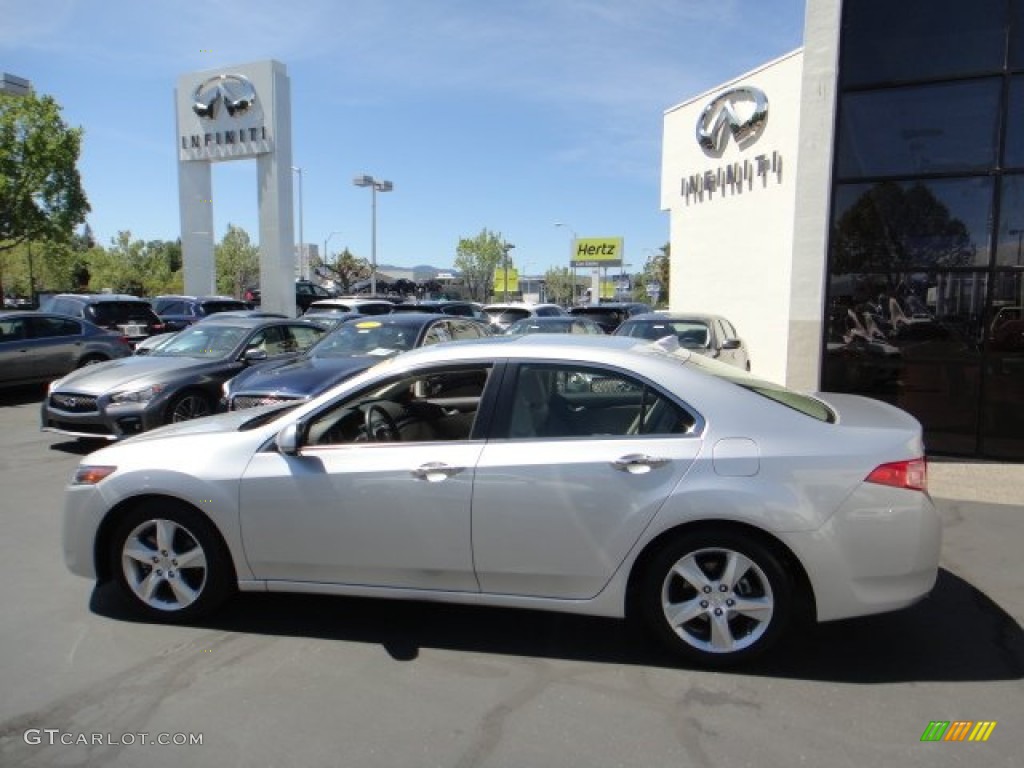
top-left (90, 567), bottom-right (1023, 683)
top-left (48, 438), bottom-right (108, 456)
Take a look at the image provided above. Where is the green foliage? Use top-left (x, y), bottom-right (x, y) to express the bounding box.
top-left (215, 224), bottom-right (259, 298)
top-left (639, 243), bottom-right (670, 307)
top-left (0, 91), bottom-right (90, 252)
top-left (85, 232), bottom-right (182, 296)
top-left (454, 228), bottom-right (510, 302)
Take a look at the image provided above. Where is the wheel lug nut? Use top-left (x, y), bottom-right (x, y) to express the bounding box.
top-left (714, 608), bottom-right (723, 616)
top-left (726, 599), bottom-right (735, 607)
top-left (719, 584), bottom-right (728, 592)
top-left (161, 550), bottom-right (168, 556)
top-left (703, 586), bottom-right (712, 594)
top-left (151, 557), bottom-right (159, 564)
top-left (156, 569), bottom-right (163, 575)
top-left (172, 560), bottom-right (178, 566)
top-left (700, 600), bottom-right (709, 608)
top-left (168, 572), bottom-right (175, 578)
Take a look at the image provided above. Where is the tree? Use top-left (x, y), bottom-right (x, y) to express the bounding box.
top-left (314, 247), bottom-right (370, 294)
top-left (0, 92), bottom-right (89, 252)
top-left (454, 228), bottom-right (507, 302)
top-left (215, 224), bottom-right (259, 298)
top-left (83, 232), bottom-right (183, 296)
top-left (639, 243), bottom-right (670, 306)
top-left (544, 266), bottom-right (575, 306)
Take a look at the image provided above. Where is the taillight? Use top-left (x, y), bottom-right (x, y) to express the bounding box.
top-left (865, 458), bottom-right (928, 492)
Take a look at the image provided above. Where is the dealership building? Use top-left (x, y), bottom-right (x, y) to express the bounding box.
top-left (662, 0), bottom-right (1024, 461)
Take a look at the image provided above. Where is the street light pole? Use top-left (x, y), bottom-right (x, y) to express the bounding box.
top-left (291, 166), bottom-right (304, 279)
top-left (555, 221), bottom-right (577, 305)
top-left (353, 175), bottom-right (393, 295)
top-left (323, 230), bottom-right (343, 287)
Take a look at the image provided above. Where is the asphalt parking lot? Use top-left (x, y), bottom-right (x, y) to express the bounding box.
top-left (0, 384), bottom-right (1021, 767)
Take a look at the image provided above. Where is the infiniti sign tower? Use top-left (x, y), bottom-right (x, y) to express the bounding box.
top-left (175, 60), bottom-right (296, 316)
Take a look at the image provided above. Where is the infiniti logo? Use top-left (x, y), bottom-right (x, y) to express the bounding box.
top-left (192, 74), bottom-right (257, 120)
top-left (696, 86), bottom-right (769, 154)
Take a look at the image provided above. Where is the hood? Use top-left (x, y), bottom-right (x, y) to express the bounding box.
top-left (115, 403), bottom-right (296, 444)
top-left (51, 355), bottom-right (229, 395)
top-left (228, 355), bottom-right (379, 398)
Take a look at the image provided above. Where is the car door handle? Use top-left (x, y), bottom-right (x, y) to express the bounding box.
top-left (612, 454), bottom-right (670, 474)
top-left (411, 462), bottom-right (465, 482)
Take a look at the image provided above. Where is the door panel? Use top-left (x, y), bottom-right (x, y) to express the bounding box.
top-left (239, 442), bottom-right (483, 589)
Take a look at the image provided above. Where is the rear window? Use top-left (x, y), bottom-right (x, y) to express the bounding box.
top-left (485, 308), bottom-right (531, 324)
top-left (86, 302), bottom-right (158, 325)
top-left (643, 342), bottom-right (835, 423)
top-left (201, 300), bottom-right (249, 315)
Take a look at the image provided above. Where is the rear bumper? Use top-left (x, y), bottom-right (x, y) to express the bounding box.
top-left (782, 484), bottom-right (942, 622)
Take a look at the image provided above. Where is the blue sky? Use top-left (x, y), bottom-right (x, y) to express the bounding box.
top-left (3, 0), bottom-right (805, 274)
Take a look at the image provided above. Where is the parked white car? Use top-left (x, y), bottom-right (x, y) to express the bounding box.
top-left (61, 334), bottom-right (940, 666)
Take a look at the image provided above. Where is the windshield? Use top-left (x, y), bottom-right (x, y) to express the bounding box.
top-left (152, 324), bottom-right (248, 358)
top-left (311, 321), bottom-right (417, 359)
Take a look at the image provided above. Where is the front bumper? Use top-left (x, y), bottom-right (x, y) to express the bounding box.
top-left (41, 392), bottom-right (168, 440)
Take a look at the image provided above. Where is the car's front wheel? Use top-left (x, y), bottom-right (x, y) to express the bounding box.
top-left (109, 501), bottom-right (234, 621)
top-left (640, 529), bottom-right (793, 666)
top-left (166, 391), bottom-right (213, 423)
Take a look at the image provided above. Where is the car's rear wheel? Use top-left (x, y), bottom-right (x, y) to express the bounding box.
top-left (166, 391), bottom-right (213, 423)
top-left (640, 530), bottom-right (793, 666)
top-left (109, 501), bottom-right (234, 621)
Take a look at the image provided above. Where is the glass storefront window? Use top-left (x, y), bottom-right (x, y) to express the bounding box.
top-left (1002, 77), bottom-right (1024, 168)
top-left (1011, 0), bottom-right (1024, 69)
top-left (982, 271), bottom-right (1024, 458)
top-left (832, 179), bottom-right (994, 270)
top-left (824, 271), bottom-right (984, 455)
top-left (837, 80), bottom-right (1002, 179)
top-left (995, 175), bottom-right (1024, 266)
top-left (842, 0), bottom-right (1008, 87)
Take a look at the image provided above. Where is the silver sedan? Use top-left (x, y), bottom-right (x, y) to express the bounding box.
top-left (61, 335), bottom-right (940, 666)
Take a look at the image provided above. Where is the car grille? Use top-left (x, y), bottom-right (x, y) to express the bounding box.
top-left (230, 394), bottom-right (301, 411)
top-left (49, 393), bottom-right (99, 413)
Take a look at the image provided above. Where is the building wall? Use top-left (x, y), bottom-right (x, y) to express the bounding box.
top-left (662, 51), bottom-right (803, 385)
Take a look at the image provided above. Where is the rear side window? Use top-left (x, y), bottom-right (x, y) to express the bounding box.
top-left (29, 317), bottom-right (80, 338)
top-left (201, 301), bottom-right (248, 315)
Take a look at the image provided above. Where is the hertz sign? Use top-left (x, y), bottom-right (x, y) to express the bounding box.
top-left (572, 237), bottom-right (623, 268)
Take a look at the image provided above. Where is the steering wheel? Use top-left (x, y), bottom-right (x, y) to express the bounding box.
top-left (363, 403), bottom-right (401, 442)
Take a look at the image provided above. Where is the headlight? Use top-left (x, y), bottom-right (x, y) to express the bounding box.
top-left (221, 380), bottom-right (231, 397)
top-left (110, 384), bottom-right (166, 404)
top-left (48, 378), bottom-right (65, 394)
top-left (73, 465), bottom-right (117, 485)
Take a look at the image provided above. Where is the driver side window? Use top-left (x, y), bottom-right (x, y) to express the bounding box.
top-left (303, 364), bottom-right (493, 447)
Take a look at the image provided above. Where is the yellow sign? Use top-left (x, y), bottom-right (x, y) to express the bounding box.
top-left (572, 237), bottom-right (623, 267)
top-left (493, 267), bottom-right (519, 293)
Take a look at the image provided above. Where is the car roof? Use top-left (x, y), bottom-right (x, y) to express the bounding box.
top-left (48, 293), bottom-right (149, 303)
top-left (623, 313), bottom-right (722, 322)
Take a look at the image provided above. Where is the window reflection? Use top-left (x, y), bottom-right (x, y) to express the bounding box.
top-left (832, 179), bottom-right (993, 270)
top-left (837, 80), bottom-right (1001, 179)
top-left (824, 271), bottom-right (984, 454)
top-left (982, 272), bottom-right (1024, 458)
top-left (841, 0), bottom-right (1008, 87)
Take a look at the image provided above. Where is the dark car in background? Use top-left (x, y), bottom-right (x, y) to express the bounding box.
top-left (390, 300), bottom-right (487, 319)
top-left (151, 295), bottom-right (252, 331)
top-left (223, 313), bottom-right (493, 410)
top-left (568, 302), bottom-right (652, 333)
top-left (0, 312), bottom-right (132, 389)
top-left (41, 317), bottom-right (327, 440)
top-left (243, 281), bottom-right (335, 313)
top-left (614, 312), bottom-right (750, 371)
top-left (303, 298), bottom-right (395, 316)
top-left (40, 294), bottom-right (165, 347)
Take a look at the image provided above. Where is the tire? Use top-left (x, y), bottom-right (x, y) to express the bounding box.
top-left (639, 529), bottom-right (793, 666)
top-left (77, 354), bottom-right (107, 368)
top-left (109, 500), bottom-right (235, 622)
top-left (166, 390), bottom-right (213, 423)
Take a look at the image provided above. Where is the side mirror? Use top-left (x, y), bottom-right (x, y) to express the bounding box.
top-left (243, 348), bottom-right (268, 363)
top-left (275, 422), bottom-right (303, 456)
top-left (722, 338), bottom-right (742, 350)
